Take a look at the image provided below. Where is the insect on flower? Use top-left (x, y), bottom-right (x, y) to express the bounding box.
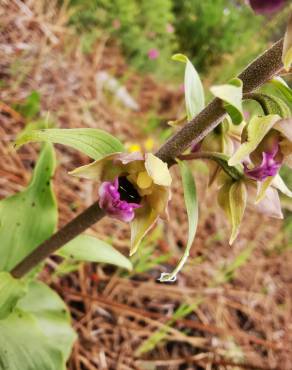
top-left (70, 152), bottom-right (172, 255)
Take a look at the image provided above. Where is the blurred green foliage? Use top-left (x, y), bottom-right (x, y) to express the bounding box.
top-left (67, 0), bottom-right (176, 74)
top-left (172, 0), bottom-right (263, 72)
top-left (65, 0), bottom-right (272, 78)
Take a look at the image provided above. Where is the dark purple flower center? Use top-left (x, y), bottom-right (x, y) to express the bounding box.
top-left (244, 146), bottom-right (282, 181)
top-left (118, 176), bottom-right (141, 203)
top-left (98, 177), bottom-right (141, 222)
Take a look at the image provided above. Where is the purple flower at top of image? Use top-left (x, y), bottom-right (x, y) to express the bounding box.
top-left (99, 177), bottom-right (141, 222)
top-left (243, 145), bottom-right (282, 181)
top-left (148, 48), bottom-right (159, 60)
top-left (248, 0), bottom-right (286, 14)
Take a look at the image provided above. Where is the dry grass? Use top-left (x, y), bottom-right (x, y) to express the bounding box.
top-left (1, 1), bottom-right (292, 369)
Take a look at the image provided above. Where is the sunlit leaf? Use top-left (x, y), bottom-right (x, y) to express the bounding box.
top-left (229, 115), bottom-right (280, 166)
top-left (159, 161), bottom-right (198, 282)
top-left (172, 54), bottom-right (205, 120)
top-left (0, 143), bottom-right (57, 272)
top-left (283, 13), bottom-right (292, 71)
top-left (16, 128), bottom-right (125, 160)
top-left (210, 78), bottom-right (243, 124)
top-left (0, 272), bottom-right (27, 319)
top-left (58, 234), bottom-right (132, 271)
top-left (17, 281), bottom-right (76, 361)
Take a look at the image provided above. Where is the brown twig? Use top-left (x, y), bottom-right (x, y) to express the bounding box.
top-left (11, 38), bottom-right (284, 278)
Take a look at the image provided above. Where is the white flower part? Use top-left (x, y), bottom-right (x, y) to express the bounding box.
top-left (144, 153), bottom-right (172, 187)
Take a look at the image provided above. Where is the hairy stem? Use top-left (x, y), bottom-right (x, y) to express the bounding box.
top-left (11, 38), bottom-right (284, 278)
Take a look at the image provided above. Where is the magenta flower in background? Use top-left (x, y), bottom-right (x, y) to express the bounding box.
top-left (99, 177), bottom-right (141, 222)
top-left (243, 145), bottom-right (282, 181)
top-left (148, 48), bottom-right (159, 60)
top-left (248, 0), bottom-right (286, 14)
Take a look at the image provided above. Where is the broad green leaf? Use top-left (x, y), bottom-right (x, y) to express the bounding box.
top-left (17, 281), bottom-right (76, 361)
top-left (0, 272), bottom-right (27, 319)
top-left (172, 54), bottom-right (205, 120)
top-left (58, 234), bottom-right (132, 271)
top-left (210, 78), bottom-right (243, 124)
top-left (0, 143), bottom-right (57, 271)
top-left (16, 128), bottom-right (125, 160)
top-left (270, 77), bottom-right (292, 104)
top-left (229, 115), bottom-right (280, 166)
top-left (0, 310), bottom-right (65, 370)
top-left (159, 161), bottom-right (198, 282)
top-left (218, 180), bottom-right (247, 244)
top-left (246, 93), bottom-right (290, 117)
top-left (283, 13), bottom-right (292, 71)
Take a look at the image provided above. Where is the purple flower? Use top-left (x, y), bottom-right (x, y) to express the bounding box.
top-left (148, 48), bottom-right (159, 60)
top-left (244, 145), bottom-right (281, 181)
top-left (248, 0), bottom-right (286, 14)
top-left (99, 177), bottom-right (141, 222)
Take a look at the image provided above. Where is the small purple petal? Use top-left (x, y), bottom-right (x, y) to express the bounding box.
top-left (249, 0), bottom-right (285, 14)
top-left (148, 48), bottom-right (159, 60)
top-left (99, 178), bottom-right (141, 222)
top-left (244, 146), bottom-right (282, 181)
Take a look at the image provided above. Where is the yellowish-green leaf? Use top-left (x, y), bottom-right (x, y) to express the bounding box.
top-left (0, 272), bottom-right (27, 319)
top-left (256, 176), bottom-right (275, 203)
top-left (159, 161), bottom-right (198, 282)
top-left (58, 235), bottom-right (132, 271)
top-left (16, 128), bottom-right (125, 160)
top-left (228, 115), bottom-right (280, 166)
top-left (283, 13), bottom-right (292, 71)
top-left (210, 78), bottom-right (243, 124)
top-left (130, 205), bottom-right (158, 256)
top-left (218, 180), bottom-right (247, 244)
top-left (172, 53), bottom-right (205, 120)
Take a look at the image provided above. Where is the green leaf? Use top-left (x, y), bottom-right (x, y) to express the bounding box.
top-left (159, 161), bottom-right (198, 282)
top-left (0, 310), bottom-right (65, 370)
top-left (283, 13), bottom-right (292, 71)
top-left (0, 143), bottom-right (57, 271)
top-left (13, 91), bottom-right (41, 119)
top-left (0, 272), bottom-right (27, 320)
top-left (210, 78), bottom-right (243, 124)
top-left (245, 93), bottom-right (290, 118)
top-left (17, 281), bottom-right (76, 361)
top-left (172, 54), bottom-right (205, 120)
top-left (218, 180), bottom-right (247, 244)
top-left (270, 77), bottom-right (292, 104)
top-left (228, 114), bottom-right (280, 166)
top-left (58, 234), bottom-right (132, 271)
top-left (15, 128), bottom-right (125, 160)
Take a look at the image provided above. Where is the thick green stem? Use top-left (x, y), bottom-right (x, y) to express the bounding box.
top-left (11, 39), bottom-right (284, 278)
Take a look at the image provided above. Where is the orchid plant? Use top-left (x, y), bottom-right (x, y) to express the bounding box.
top-left (0, 9), bottom-right (291, 370)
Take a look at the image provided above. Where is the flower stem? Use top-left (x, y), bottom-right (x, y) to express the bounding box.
top-left (11, 38), bottom-right (284, 278)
